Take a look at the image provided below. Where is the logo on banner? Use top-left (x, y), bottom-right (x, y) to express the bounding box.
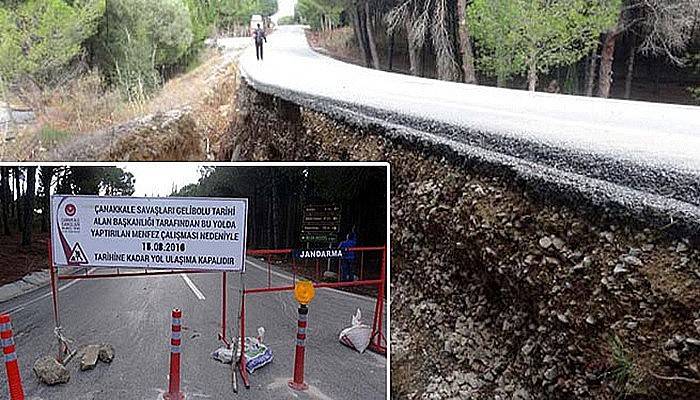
top-left (68, 242), bottom-right (88, 264)
top-left (64, 203), bottom-right (76, 216)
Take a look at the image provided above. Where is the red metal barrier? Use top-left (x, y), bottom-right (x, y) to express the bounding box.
top-left (165, 309), bottom-right (184, 400)
top-left (238, 246), bottom-right (387, 388)
top-left (0, 314), bottom-right (24, 400)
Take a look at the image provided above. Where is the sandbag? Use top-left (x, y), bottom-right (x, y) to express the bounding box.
top-left (245, 338), bottom-right (273, 373)
top-left (211, 347), bottom-right (234, 364)
top-left (212, 327), bottom-right (273, 373)
top-left (339, 308), bottom-right (371, 353)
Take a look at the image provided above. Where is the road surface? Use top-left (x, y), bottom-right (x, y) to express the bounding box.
top-left (0, 258), bottom-right (386, 399)
top-left (239, 26), bottom-right (700, 232)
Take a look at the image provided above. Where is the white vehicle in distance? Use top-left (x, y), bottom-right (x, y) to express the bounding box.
top-left (250, 14), bottom-right (263, 34)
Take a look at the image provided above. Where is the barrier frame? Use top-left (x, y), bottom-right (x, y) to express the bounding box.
top-left (46, 244), bottom-right (387, 379)
top-left (47, 241), bottom-right (240, 363)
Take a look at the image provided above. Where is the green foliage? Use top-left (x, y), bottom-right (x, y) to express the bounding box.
top-left (94, 0), bottom-right (194, 100)
top-left (277, 15), bottom-right (296, 25)
top-left (183, 0), bottom-right (218, 57)
top-left (0, 0), bottom-right (104, 87)
top-left (217, 0), bottom-right (278, 29)
top-left (607, 335), bottom-right (644, 398)
top-left (38, 125), bottom-right (71, 146)
top-left (689, 87), bottom-right (700, 105)
top-left (55, 166), bottom-right (135, 196)
top-left (468, 0), bottom-right (620, 87)
top-left (296, 0), bottom-right (343, 30)
top-left (0, 7), bottom-right (21, 86)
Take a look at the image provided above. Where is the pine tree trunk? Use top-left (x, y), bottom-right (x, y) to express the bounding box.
top-left (21, 167), bottom-right (35, 247)
top-left (387, 32), bottom-right (395, 71)
top-left (597, 30), bottom-right (619, 98)
top-left (624, 42), bottom-right (636, 99)
top-left (271, 175), bottom-right (279, 248)
top-left (364, 2), bottom-right (380, 69)
top-left (267, 180), bottom-right (273, 247)
top-left (584, 47), bottom-right (598, 96)
top-left (351, 6), bottom-right (370, 67)
top-left (39, 166), bottom-right (54, 233)
top-left (0, 168), bottom-right (8, 235)
top-left (406, 19), bottom-right (422, 76)
top-left (285, 184), bottom-right (294, 248)
top-left (13, 167), bottom-right (22, 232)
top-left (496, 75), bottom-right (506, 87)
top-left (527, 60), bottom-right (538, 91)
top-left (457, 0), bottom-right (477, 84)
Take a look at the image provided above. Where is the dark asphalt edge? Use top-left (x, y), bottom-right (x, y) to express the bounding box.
top-left (239, 74), bottom-right (700, 237)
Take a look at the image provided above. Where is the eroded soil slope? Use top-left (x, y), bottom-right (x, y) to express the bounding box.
top-left (224, 83), bottom-right (700, 399)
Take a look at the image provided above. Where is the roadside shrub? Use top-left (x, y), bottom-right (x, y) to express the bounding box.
top-left (94, 0), bottom-right (194, 101)
top-left (277, 16), bottom-right (296, 25)
top-left (0, 0), bottom-right (104, 88)
top-left (38, 125), bottom-right (71, 147)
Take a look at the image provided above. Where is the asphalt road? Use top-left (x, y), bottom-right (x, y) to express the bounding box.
top-left (0, 258), bottom-right (386, 399)
top-left (239, 26), bottom-right (700, 232)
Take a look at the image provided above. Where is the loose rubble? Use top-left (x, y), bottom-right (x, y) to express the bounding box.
top-left (33, 356), bottom-right (70, 385)
top-left (80, 345), bottom-right (100, 371)
top-left (98, 343), bottom-right (115, 363)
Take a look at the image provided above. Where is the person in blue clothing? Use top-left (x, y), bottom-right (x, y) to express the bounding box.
top-left (338, 231), bottom-right (357, 282)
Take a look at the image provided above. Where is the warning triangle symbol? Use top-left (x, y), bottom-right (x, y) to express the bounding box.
top-left (68, 242), bottom-right (88, 264)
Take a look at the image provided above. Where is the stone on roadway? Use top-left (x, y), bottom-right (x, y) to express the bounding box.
top-left (80, 345), bottom-right (100, 371)
top-left (98, 343), bottom-right (115, 363)
top-left (33, 356), bottom-right (69, 385)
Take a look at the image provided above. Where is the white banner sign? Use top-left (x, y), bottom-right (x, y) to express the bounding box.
top-left (50, 195), bottom-right (248, 271)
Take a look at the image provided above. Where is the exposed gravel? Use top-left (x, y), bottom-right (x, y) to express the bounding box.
top-left (226, 84), bottom-right (700, 399)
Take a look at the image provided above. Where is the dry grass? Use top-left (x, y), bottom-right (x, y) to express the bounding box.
top-left (3, 47), bottom-right (239, 160)
top-left (306, 27), bottom-right (361, 62)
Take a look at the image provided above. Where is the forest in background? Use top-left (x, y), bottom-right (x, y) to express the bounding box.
top-left (0, 166), bottom-right (134, 247)
top-left (0, 0), bottom-right (276, 120)
top-left (296, 0), bottom-right (700, 104)
top-left (174, 166), bottom-right (388, 249)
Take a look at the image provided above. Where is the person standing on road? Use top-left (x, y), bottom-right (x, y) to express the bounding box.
top-left (253, 23), bottom-right (267, 60)
top-left (339, 231), bottom-right (357, 282)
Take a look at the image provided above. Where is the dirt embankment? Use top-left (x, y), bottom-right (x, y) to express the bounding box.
top-left (222, 82), bottom-right (700, 399)
top-left (36, 47), bottom-right (241, 161)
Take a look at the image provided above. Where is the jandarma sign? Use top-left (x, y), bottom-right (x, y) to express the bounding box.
top-left (294, 249), bottom-right (347, 259)
top-left (50, 195), bottom-right (248, 271)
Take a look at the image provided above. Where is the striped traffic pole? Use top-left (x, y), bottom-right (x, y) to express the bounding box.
top-left (0, 314), bottom-right (24, 400)
top-left (164, 309), bottom-right (184, 400)
top-left (288, 304), bottom-right (309, 391)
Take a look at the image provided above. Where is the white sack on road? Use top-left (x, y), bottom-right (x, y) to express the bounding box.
top-left (339, 308), bottom-right (371, 353)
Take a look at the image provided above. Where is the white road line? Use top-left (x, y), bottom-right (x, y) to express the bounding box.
top-left (244, 259), bottom-right (377, 303)
top-left (180, 273), bottom-right (206, 301)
